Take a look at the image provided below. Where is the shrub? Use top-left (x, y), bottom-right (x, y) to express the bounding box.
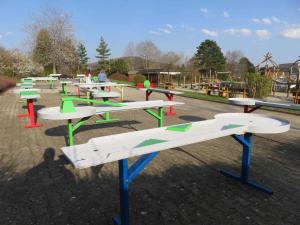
top-left (0, 75), bottom-right (16, 93)
top-left (109, 73), bottom-right (128, 82)
top-left (246, 72), bottom-right (272, 98)
top-left (133, 74), bottom-right (146, 84)
top-left (110, 59), bottom-right (129, 74)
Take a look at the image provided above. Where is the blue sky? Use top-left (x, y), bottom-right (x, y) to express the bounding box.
top-left (0, 0), bottom-right (299, 64)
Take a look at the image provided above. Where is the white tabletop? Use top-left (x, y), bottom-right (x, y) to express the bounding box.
top-left (38, 100), bottom-right (184, 120)
top-left (92, 91), bottom-right (120, 98)
top-left (28, 77), bottom-right (58, 81)
top-left (229, 98), bottom-right (300, 111)
top-left (20, 94), bottom-right (40, 100)
top-left (94, 100), bottom-right (183, 113)
top-left (38, 106), bottom-right (96, 120)
top-left (144, 88), bottom-right (182, 95)
top-left (14, 88), bottom-right (41, 94)
top-left (62, 113), bottom-right (290, 169)
top-left (60, 81), bottom-right (73, 84)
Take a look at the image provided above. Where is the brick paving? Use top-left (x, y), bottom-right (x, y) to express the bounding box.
top-left (0, 85), bottom-right (299, 225)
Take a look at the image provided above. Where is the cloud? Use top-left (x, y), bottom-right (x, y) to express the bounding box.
top-left (159, 28), bottom-right (172, 34)
top-left (298, 7), bottom-right (300, 12)
top-left (150, 24), bottom-right (173, 35)
top-left (271, 16), bottom-right (280, 23)
top-left (201, 28), bottom-right (218, 37)
top-left (256, 29), bottom-right (271, 40)
top-left (252, 17), bottom-right (272, 24)
top-left (149, 30), bottom-right (161, 36)
top-left (253, 16), bottom-right (282, 24)
top-left (224, 28), bottom-right (252, 36)
top-left (166, 24), bottom-right (173, 29)
top-left (0, 34), bottom-right (2, 40)
top-left (223, 11), bottom-right (229, 18)
top-left (180, 23), bottom-right (195, 32)
top-left (200, 8), bottom-right (209, 14)
top-left (281, 27), bottom-right (300, 39)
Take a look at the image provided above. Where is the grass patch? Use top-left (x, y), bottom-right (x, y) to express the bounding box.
top-left (182, 90), bottom-right (300, 115)
top-left (182, 91), bottom-right (228, 104)
top-left (110, 79), bottom-right (134, 86)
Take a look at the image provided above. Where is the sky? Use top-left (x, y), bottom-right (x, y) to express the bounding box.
top-left (0, 0), bottom-right (300, 65)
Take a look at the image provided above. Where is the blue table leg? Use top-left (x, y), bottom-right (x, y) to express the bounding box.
top-left (114, 159), bottom-right (130, 225)
top-left (220, 133), bottom-right (273, 195)
top-left (114, 152), bottom-right (159, 225)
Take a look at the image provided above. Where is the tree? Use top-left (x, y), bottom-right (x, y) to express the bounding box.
top-left (110, 59), bottom-right (129, 74)
top-left (124, 42), bottom-right (138, 70)
top-left (160, 51), bottom-right (182, 71)
top-left (136, 41), bottom-right (161, 69)
top-left (76, 42), bottom-right (89, 72)
top-left (32, 29), bottom-right (52, 68)
top-left (26, 7), bottom-right (75, 74)
top-left (239, 57), bottom-right (255, 80)
top-left (194, 40), bottom-right (226, 76)
top-left (0, 48), bottom-right (43, 77)
top-left (246, 72), bottom-right (272, 98)
top-left (60, 38), bottom-right (78, 74)
top-left (225, 50), bottom-right (243, 78)
top-left (96, 36), bottom-right (110, 70)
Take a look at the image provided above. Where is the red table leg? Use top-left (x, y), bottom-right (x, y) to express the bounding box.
top-left (77, 87), bottom-right (81, 97)
top-left (244, 105), bottom-right (249, 113)
top-left (24, 99), bottom-right (43, 128)
top-left (165, 93), bottom-right (176, 116)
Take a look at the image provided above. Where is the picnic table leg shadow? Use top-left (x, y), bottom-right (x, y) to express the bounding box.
top-left (220, 133), bottom-right (273, 195)
top-left (17, 100), bottom-right (29, 118)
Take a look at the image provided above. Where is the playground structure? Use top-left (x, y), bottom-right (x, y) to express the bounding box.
top-left (256, 53), bottom-right (300, 103)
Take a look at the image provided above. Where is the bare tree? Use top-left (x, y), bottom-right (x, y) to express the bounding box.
top-left (124, 42), bottom-right (136, 57)
top-left (225, 50), bottom-right (244, 78)
top-left (26, 7), bottom-right (76, 73)
top-left (160, 51), bottom-right (182, 71)
top-left (136, 41), bottom-right (161, 69)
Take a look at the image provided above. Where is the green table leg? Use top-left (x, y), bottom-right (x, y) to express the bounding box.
top-left (95, 98), bottom-right (120, 123)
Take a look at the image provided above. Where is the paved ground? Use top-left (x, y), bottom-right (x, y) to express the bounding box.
top-left (0, 84), bottom-right (299, 225)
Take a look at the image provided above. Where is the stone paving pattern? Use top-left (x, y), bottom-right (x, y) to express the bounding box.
top-left (0, 84), bottom-right (299, 225)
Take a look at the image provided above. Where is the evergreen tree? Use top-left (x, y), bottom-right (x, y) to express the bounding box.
top-left (77, 42), bottom-right (89, 71)
top-left (96, 36), bottom-right (110, 70)
top-left (194, 39), bottom-right (226, 74)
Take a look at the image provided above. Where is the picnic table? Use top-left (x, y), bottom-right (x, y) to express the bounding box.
top-left (17, 90), bottom-right (43, 128)
top-left (27, 77), bottom-right (58, 88)
top-left (228, 98), bottom-right (300, 113)
top-left (38, 99), bottom-right (183, 145)
top-left (60, 80), bottom-right (72, 95)
top-left (144, 88), bottom-right (182, 116)
top-left (75, 82), bottom-right (129, 100)
top-left (61, 112), bottom-right (290, 225)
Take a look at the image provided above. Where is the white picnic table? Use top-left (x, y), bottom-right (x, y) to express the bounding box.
top-left (229, 97), bottom-right (300, 112)
top-left (143, 88), bottom-right (183, 115)
top-left (61, 112), bottom-right (290, 224)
